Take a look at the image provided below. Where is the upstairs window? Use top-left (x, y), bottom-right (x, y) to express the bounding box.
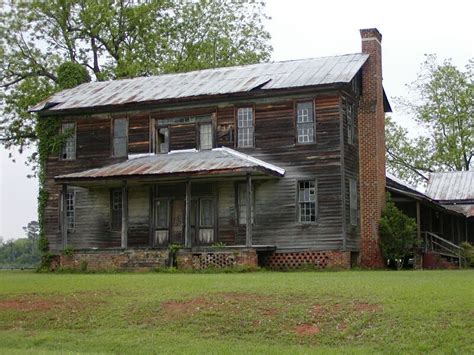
top-left (349, 178), bottom-right (358, 226)
top-left (112, 118), bottom-right (128, 157)
top-left (199, 123), bottom-right (213, 150)
top-left (237, 107), bottom-right (254, 148)
top-left (61, 122), bottom-right (76, 160)
top-left (156, 127), bottom-right (169, 153)
top-left (296, 101), bottom-right (315, 144)
top-left (298, 180), bottom-right (316, 223)
top-left (344, 99), bottom-right (355, 145)
top-left (111, 189), bottom-right (122, 230)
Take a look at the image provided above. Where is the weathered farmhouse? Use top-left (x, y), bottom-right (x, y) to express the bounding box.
top-left (31, 28), bottom-right (397, 270)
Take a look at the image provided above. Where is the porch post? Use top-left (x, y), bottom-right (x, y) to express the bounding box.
top-left (61, 184), bottom-right (68, 249)
top-left (416, 201), bottom-right (421, 241)
top-left (121, 180), bottom-right (128, 248)
top-left (185, 179), bottom-right (192, 248)
top-left (246, 173), bottom-right (252, 248)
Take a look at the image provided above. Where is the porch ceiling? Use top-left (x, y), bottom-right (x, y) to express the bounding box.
top-left (55, 147), bottom-right (285, 183)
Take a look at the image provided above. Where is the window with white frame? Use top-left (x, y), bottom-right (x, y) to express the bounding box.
top-left (61, 122), bottom-right (76, 160)
top-left (298, 180), bottom-right (316, 223)
top-left (349, 178), bottom-right (358, 226)
top-left (296, 101), bottom-right (315, 144)
top-left (199, 123), bottom-right (213, 150)
top-left (237, 184), bottom-right (254, 225)
top-left (113, 118), bottom-right (128, 157)
top-left (60, 191), bottom-right (76, 231)
top-left (237, 107), bottom-right (254, 148)
top-left (344, 99), bottom-right (355, 145)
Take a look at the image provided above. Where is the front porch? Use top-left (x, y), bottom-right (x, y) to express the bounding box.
top-left (53, 148), bottom-right (284, 270)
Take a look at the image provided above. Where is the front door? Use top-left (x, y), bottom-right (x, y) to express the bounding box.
top-left (170, 199), bottom-right (185, 244)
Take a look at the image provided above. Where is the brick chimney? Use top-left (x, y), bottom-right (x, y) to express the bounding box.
top-left (358, 28), bottom-right (386, 268)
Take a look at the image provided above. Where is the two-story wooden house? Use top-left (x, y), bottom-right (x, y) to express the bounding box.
top-left (30, 28), bottom-right (391, 270)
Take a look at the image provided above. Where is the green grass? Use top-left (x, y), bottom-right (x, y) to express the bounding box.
top-left (0, 270), bottom-right (473, 354)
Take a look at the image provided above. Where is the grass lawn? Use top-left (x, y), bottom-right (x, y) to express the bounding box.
top-left (0, 270), bottom-right (472, 354)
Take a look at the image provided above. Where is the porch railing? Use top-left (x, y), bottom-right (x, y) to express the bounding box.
top-left (421, 231), bottom-right (465, 268)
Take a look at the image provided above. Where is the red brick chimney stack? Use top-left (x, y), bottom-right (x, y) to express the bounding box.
top-left (358, 28), bottom-right (386, 268)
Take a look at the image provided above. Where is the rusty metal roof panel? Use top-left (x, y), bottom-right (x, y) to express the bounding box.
top-left (55, 148), bottom-right (285, 181)
top-left (30, 53), bottom-right (368, 112)
top-left (426, 171), bottom-right (474, 202)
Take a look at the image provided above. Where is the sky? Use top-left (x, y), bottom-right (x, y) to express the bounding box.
top-left (0, 0), bottom-right (472, 240)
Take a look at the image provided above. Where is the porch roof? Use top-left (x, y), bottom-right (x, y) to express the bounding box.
top-left (55, 147), bottom-right (285, 183)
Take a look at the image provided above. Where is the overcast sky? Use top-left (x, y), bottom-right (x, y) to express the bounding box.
top-left (0, 0), bottom-right (472, 240)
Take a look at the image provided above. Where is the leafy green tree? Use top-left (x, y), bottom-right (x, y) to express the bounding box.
top-left (56, 62), bottom-right (91, 89)
top-left (0, 0), bottom-right (272, 166)
top-left (379, 194), bottom-right (418, 270)
top-left (386, 55), bottom-right (473, 186)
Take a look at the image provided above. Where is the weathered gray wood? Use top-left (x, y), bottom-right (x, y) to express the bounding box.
top-left (185, 179), bottom-right (192, 248)
top-left (61, 184), bottom-right (68, 248)
top-left (246, 174), bottom-right (252, 247)
top-left (121, 181), bottom-right (128, 248)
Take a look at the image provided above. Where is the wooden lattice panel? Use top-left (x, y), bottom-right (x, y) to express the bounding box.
top-left (266, 251), bottom-right (330, 270)
top-left (192, 252), bottom-right (236, 269)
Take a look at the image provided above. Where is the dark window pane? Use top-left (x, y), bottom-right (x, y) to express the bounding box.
top-left (155, 200), bottom-right (169, 229)
top-left (200, 199), bottom-right (213, 226)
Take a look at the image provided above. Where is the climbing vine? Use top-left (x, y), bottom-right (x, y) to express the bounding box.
top-left (36, 116), bottom-right (70, 270)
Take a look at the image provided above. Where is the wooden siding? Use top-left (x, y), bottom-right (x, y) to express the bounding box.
top-left (44, 92), bottom-right (348, 252)
top-left (170, 124), bottom-right (196, 150)
top-left (128, 113), bottom-right (150, 154)
top-left (342, 94), bottom-right (360, 251)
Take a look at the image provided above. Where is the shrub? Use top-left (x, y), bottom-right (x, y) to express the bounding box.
top-left (460, 242), bottom-right (474, 267)
top-left (379, 194), bottom-right (418, 270)
top-left (62, 246), bottom-right (75, 257)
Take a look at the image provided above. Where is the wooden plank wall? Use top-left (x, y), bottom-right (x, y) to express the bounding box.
top-left (44, 92), bottom-right (349, 252)
top-left (128, 113), bottom-right (150, 154)
top-left (342, 94), bottom-right (360, 251)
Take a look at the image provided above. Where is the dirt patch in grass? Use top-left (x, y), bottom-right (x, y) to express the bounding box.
top-left (0, 292), bottom-right (104, 313)
top-left (158, 292), bottom-right (274, 321)
top-left (294, 324), bottom-right (320, 335)
top-left (353, 302), bottom-right (382, 313)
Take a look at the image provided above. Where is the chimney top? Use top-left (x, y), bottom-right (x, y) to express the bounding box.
top-left (360, 28), bottom-right (382, 42)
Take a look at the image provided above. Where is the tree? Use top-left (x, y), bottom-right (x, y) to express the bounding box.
top-left (23, 220), bottom-right (40, 241)
top-left (0, 0), bottom-right (272, 168)
top-left (386, 55), bottom-right (473, 186)
top-left (379, 194), bottom-right (418, 270)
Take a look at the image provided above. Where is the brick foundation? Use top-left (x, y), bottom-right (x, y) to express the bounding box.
top-left (55, 249), bottom-right (169, 271)
top-left (264, 250), bottom-right (351, 270)
top-left (177, 248), bottom-right (258, 270)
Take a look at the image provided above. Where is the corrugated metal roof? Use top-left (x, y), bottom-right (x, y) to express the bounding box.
top-left (426, 171), bottom-right (474, 202)
top-left (55, 147), bottom-right (285, 181)
top-left (385, 173), bottom-right (469, 218)
top-left (443, 204), bottom-right (474, 218)
top-left (30, 53), bottom-right (368, 112)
